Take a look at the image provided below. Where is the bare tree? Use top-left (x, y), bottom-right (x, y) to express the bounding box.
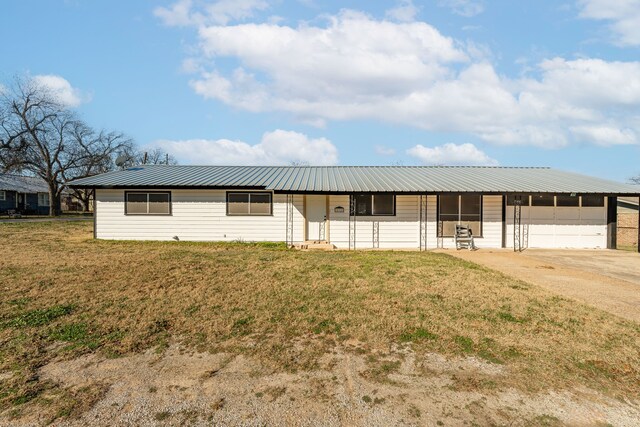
top-left (115, 146), bottom-right (178, 169)
top-left (0, 77), bottom-right (131, 216)
top-left (631, 175), bottom-right (640, 185)
top-left (62, 121), bottom-right (133, 212)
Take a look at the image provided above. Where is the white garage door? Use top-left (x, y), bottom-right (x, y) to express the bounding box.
top-left (506, 196), bottom-right (607, 249)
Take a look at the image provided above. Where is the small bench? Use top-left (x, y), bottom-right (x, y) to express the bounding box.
top-left (455, 225), bottom-right (476, 250)
top-left (7, 209), bottom-right (22, 219)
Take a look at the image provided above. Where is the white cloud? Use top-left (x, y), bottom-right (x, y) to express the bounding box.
top-left (154, 0), bottom-right (269, 27)
top-left (166, 9), bottom-right (640, 148)
top-left (578, 0), bottom-right (640, 46)
top-left (151, 130), bottom-right (338, 165)
top-left (154, 0), bottom-right (195, 26)
top-left (385, 0), bottom-right (419, 23)
top-left (32, 75), bottom-right (86, 107)
top-left (191, 10), bottom-right (468, 113)
top-left (375, 145), bottom-right (396, 156)
top-left (407, 143), bottom-right (498, 166)
top-left (438, 0), bottom-right (484, 17)
top-left (569, 125), bottom-right (637, 146)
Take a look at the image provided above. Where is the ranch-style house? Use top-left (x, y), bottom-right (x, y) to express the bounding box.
top-left (70, 165), bottom-right (640, 251)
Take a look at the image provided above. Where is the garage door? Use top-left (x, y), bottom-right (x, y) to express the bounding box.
top-left (506, 196), bottom-right (607, 249)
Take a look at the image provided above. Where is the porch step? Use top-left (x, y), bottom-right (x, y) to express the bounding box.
top-left (299, 240), bottom-right (336, 251)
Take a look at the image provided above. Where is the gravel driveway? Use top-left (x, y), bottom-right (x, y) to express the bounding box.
top-left (446, 249), bottom-right (640, 324)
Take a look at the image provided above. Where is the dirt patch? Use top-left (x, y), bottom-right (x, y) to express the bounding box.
top-left (445, 249), bottom-right (640, 323)
top-left (0, 343), bottom-right (633, 426)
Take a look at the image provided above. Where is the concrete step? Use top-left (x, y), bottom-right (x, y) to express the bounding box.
top-left (299, 241), bottom-right (336, 250)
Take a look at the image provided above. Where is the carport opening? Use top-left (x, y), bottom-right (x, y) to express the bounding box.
top-left (617, 196), bottom-right (639, 252)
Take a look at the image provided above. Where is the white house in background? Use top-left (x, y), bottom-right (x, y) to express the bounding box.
top-left (69, 165), bottom-right (640, 251)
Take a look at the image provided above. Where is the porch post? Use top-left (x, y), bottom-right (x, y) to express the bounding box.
top-left (93, 189), bottom-right (97, 239)
top-left (501, 194), bottom-right (507, 248)
top-left (325, 195), bottom-right (330, 243)
top-left (606, 196), bottom-right (617, 250)
top-left (637, 196), bottom-right (640, 253)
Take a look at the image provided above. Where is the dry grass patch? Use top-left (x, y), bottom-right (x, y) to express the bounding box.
top-left (0, 221), bottom-right (639, 421)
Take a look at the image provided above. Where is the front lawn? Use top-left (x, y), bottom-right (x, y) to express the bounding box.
top-left (0, 221), bottom-right (638, 421)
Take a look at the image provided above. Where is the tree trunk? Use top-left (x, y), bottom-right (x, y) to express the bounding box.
top-left (82, 190), bottom-right (94, 212)
top-left (48, 187), bottom-right (61, 217)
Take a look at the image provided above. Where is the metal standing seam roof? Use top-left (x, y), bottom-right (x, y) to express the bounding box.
top-left (0, 174), bottom-right (50, 193)
top-left (67, 165), bottom-right (640, 195)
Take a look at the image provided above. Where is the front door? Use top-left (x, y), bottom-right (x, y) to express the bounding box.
top-left (306, 195), bottom-right (327, 241)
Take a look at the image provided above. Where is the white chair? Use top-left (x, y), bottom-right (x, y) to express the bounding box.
top-left (455, 225), bottom-right (476, 250)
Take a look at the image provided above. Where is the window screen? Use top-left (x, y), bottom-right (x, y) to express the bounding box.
top-left (352, 194), bottom-right (396, 216)
top-left (148, 193), bottom-right (170, 213)
top-left (372, 194), bottom-right (394, 215)
top-left (581, 195), bottom-right (605, 207)
top-left (227, 193), bottom-right (250, 215)
top-left (531, 194), bottom-right (555, 206)
top-left (126, 192), bottom-right (171, 215)
top-left (355, 194), bottom-right (372, 216)
top-left (438, 195), bottom-right (482, 237)
top-left (227, 192), bottom-right (272, 215)
top-left (438, 194), bottom-right (459, 237)
top-left (556, 194), bottom-right (579, 207)
top-left (250, 193), bottom-right (271, 215)
top-left (460, 195), bottom-right (481, 236)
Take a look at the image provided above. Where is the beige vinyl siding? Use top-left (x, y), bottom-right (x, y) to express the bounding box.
top-left (329, 195), bottom-right (422, 249)
top-left (95, 189), bottom-right (304, 242)
top-left (96, 189), bottom-right (605, 249)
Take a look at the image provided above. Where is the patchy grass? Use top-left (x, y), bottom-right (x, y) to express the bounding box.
top-left (0, 221), bottom-right (639, 420)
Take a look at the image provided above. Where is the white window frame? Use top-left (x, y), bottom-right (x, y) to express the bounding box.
top-left (38, 192), bottom-right (50, 207)
top-left (0, 190), bottom-right (5, 201)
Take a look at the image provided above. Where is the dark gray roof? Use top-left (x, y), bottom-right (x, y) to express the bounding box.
top-left (68, 165), bottom-right (640, 195)
top-left (0, 174), bottom-right (49, 193)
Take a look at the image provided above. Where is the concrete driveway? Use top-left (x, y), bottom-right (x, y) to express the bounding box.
top-left (445, 249), bottom-right (640, 324)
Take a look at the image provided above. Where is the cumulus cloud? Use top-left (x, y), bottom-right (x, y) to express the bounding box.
top-left (569, 125), bottom-right (637, 146)
top-left (438, 0), bottom-right (484, 17)
top-left (32, 75), bottom-right (86, 107)
top-left (151, 130), bottom-right (338, 165)
top-left (578, 0), bottom-right (640, 46)
top-left (154, 0), bottom-right (269, 27)
top-left (385, 0), bottom-right (419, 23)
top-left (407, 143), bottom-right (498, 166)
top-left (161, 7), bottom-right (640, 148)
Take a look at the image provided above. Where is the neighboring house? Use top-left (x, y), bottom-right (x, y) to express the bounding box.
top-left (618, 196), bottom-right (639, 249)
top-left (69, 166), bottom-right (640, 251)
top-left (0, 174), bottom-right (59, 215)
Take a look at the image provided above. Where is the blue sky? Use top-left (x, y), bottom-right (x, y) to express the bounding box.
top-left (2, 0), bottom-right (640, 182)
